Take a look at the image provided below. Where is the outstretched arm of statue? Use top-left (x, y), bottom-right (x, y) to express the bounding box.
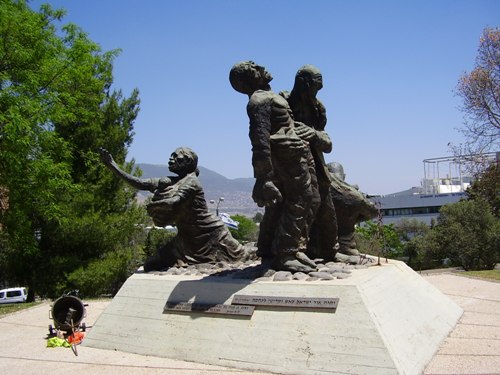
top-left (99, 148), bottom-right (160, 192)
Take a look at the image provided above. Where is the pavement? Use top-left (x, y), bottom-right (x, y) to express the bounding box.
top-left (0, 272), bottom-right (498, 375)
top-left (422, 273), bottom-right (500, 375)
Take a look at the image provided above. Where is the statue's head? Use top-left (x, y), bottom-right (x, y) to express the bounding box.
top-left (229, 61), bottom-right (272, 95)
top-left (168, 147), bottom-right (198, 175)
top-left (327, 162), bottom-right (345, 181)
top-left (294, 65), bottom-right (323, 95)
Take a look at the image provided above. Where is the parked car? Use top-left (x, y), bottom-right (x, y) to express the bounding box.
top-left (0, 287), bottom-right (28, 304)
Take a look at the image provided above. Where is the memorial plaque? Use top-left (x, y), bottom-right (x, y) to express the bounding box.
top-left (164, 302), bottom-right (255, 316)
top-left (232, 295), bottom-right (339, 311)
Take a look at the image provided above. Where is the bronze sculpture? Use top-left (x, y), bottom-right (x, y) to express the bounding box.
top-left (281, 65), bottom-right (338, 261)
top-left (229, 61), bottom-right (318, 273)
top-left (99, 147), bottom-right (252, 271)
top-left (328, 162), bottom-right (378, 256)
top-left (97, 61), bottom-right (376, 274)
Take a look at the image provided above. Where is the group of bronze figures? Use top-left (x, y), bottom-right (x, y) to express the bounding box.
top-left (100, 61), bottom-right (377, 273)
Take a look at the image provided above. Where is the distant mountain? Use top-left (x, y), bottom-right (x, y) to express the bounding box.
top-left (136, 164), bottom-right (261, 216)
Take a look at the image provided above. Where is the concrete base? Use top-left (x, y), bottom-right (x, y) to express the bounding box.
top-left (84, 260), bottom-right (463, 375)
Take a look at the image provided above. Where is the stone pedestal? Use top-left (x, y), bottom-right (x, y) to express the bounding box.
top-left (84, 260), bottom-right (462, 375)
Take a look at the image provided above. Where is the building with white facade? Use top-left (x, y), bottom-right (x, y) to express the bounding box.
top-left (370, 152), bottom-right (498, 226)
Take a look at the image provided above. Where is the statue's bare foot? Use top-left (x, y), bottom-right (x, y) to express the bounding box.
top-left (336, 253), bottom-right (378, 266)
top-left (273, 252), bottom-right (317, 273)
top-left (295, 251), bottom-right (317, 268)
top-left (335, 252), bottom-right (358, 264)
top-left (338, 246), bottom-right (360, 256)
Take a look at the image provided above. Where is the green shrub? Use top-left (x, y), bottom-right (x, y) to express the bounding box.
top-left (66, 246), bottom-right (142, 297)
top-left (143, 227), bottom-right (177, 257)
top-left (434, 198), bottom-right (499, 270)
top-left (355, 221), bottom-right (403, 259)
top-left (229, 215), bottom-right (258, 243)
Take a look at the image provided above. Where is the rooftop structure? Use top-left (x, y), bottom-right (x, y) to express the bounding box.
top-left (370, 152), bottom-right (498, 225)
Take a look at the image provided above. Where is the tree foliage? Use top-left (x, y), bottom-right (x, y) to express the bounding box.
top-left (66, 245), bottom-right (144, 297)
top-left (402, 230), bottom-right (443, 270)
top-left (432, 199), bottom-right (499, 270)
top-left (143, 227), bottom-right (176, 258)
top-left (229, 214), bottom-right (258, 242)
top-left (355, 221), bottom-right (403, 259)
top-left (394, 218), bottom-right (431, 266)
top-left (455, 27), bottom-right (500, 154)
top-left (0, 0), bottom-right (146, 299)
top-left (252, 212), bottom-right (263, 223)
top-left (466, 161), bottom-right (500, 217)
top-left (391, 199), bottom-right (499, 271)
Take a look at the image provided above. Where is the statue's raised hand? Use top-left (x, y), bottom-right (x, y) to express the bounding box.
top-left (252, 179), bottom-right (283, 207)
top-left (98, 147), bottom-right (114, 166)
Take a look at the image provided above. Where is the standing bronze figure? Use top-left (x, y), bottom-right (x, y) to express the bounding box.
top-left (282, 65), bottom-right (338, 261)
top-left (230, 61), bottom-right (318, 272)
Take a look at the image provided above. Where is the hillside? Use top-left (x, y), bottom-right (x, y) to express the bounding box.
top-left (136, 164), bottom-right (261, 216)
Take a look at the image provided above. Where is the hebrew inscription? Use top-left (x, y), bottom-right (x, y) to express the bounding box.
top-left (164, 302), bottom-right (255, 316)
top-left (232, 295), bottom-right (339, 311)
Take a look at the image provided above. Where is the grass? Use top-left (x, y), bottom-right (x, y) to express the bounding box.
top-left (460, 269), bottom-right (500, 282)
top-left (0, 302), bottom-right (42, 317)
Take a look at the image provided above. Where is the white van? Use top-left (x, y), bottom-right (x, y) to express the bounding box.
top-left (0, 287), bottom-right (28, 304)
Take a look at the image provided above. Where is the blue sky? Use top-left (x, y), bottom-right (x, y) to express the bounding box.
top-left (30, 0), bottom-right (499, 195)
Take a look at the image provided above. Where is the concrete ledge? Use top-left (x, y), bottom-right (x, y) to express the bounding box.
top-left (84, 260), bottom-right (463, 375)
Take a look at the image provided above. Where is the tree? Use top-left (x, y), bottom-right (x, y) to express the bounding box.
top-left (252, 212), bottom-right (263, 223)
top-left (1, 0), bottom-right (74, 299)
top-left (395, 218), bottom-right (430, 266)
top-left (455, 27), bottom-right (500, 155)
top-left (143, 227), bottom-right (176, 258)
top-left (403, 230), bottom-right (443, 271)
top-left (466, 161), bottom-right (500, 217)
top-left (433, 199), bottom-right (499, 270)
top-left (395, 218), bottom-right (430, 242)
top-left (0, 1), bottom-right (146, 299)
top-left (355, 221), bottom-right (403, 259)
top-left (229, 214), bottom-right (258, 242)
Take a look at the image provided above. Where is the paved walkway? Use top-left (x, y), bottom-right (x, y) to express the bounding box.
top-left (0, 273), bottom-right (498, 375)
top-left (423, 273), bottom-right (500, 375)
